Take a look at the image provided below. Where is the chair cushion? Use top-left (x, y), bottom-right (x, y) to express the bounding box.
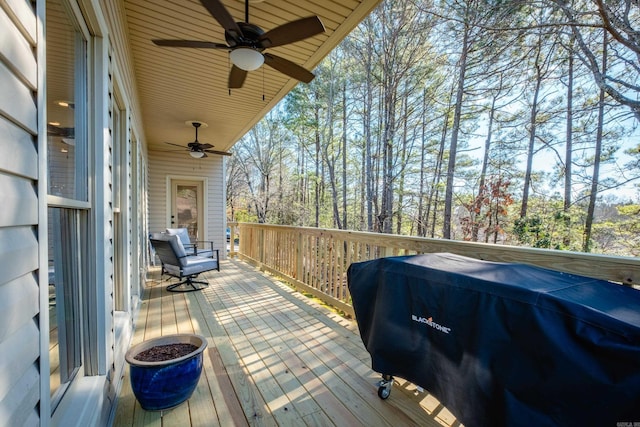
top-left (166, 228), bottom-right (191, 246)
top-left (183, 256), bottom-right (218, 276)
top-left (168, 236), bottom-right (188, 265)
top-left (153, 233), bottom-right (188, 264)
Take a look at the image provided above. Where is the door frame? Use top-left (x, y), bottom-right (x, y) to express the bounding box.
top-left (166, 175), bottom-right (209, 240)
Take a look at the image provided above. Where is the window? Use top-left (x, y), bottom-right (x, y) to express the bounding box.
top-left (112, 87), bottom-right (127, 311)
top-left (46, 0), bottom-right (90, 407)
top-left (48, 208), bottom-right (85, 395)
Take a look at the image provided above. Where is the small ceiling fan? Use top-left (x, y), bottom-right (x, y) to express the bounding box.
top-left (165, 121), bottom-right (232, 158)
top-left (152, 0), bottom-right (325, 89)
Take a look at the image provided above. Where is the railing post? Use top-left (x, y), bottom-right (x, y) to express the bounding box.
top-left (230, 223), bottom-right (236, 256)
top-left (295, 231), bottom-right (302, 280)
top-left (258, 226), bottom-right (265, 265)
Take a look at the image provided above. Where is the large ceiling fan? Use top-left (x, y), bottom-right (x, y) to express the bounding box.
top-left (152, 0), bottom-right (325, 89)
top-left (165, 121), bottom-right (232, 158)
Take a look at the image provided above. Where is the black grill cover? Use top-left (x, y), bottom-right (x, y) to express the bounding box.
top-left (347, 253), bottom-right (640, 427)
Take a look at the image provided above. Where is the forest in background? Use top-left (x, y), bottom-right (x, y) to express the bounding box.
top-left (226, 0), bottom-right (640, 257)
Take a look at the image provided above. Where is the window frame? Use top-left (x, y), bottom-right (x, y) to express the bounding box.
top-left (45, 0), bottom-right (95, 411)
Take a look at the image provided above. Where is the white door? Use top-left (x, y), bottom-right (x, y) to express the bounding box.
top-left (170, 179), bottom-right (205, 241)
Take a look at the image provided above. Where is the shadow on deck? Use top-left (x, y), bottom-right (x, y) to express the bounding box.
top-left (113, 259), bottom-right (460, 426)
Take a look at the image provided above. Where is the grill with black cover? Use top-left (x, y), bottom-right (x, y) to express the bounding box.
top-left (347, 252), bottom-right (640, 426)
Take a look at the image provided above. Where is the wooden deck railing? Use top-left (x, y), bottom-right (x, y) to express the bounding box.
top-left (228, 222), bottom-right (640, 317)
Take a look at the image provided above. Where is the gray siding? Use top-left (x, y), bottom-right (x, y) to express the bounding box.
top-left (0, 0), bottom-right (41, 426)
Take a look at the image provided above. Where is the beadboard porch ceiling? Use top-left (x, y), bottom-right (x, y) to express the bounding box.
top-left (124, 0), bottom-right (381, 154)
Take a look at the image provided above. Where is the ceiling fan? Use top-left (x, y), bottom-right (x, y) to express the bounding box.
top-left (152, 0), bottom-right (325, 89)
top-left (165, 121), bottom-right (232, 158)
top-left (47, 123), bottom-right (75, 145)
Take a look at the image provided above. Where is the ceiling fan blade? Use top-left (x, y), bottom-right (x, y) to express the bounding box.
top-left (47, 124), bottom-right (75, 137)
top-left (199, 143), bottom-right (213, 149)
top-left (258, 16), bottom-right (325, 48)
top-left (229, 65), bottom-right (248, 88)
top-left (153, 39), bottom-right (229, 49)
top-left (200, 0), bottom-right (243, 43)
top-left (165, 142), bottom-right (189, 149)
top-left (204, 149), bottom-right (233, 156)
top-left (263, 53), bottom-right (315, 83)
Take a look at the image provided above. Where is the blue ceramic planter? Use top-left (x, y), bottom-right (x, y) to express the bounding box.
top-left (125, 334), bottom-right (207, 411)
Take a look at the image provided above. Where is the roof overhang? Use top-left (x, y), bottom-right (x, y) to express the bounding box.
top-left (124, 0), bottom-right (382, 154)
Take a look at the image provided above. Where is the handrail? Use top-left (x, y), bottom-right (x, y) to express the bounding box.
top-left (227, 222), bottom-right (640, 317)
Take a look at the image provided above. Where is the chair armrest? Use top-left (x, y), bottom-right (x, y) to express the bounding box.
top-left (181, 243), bottom-right (197, 257)
top-left (192, 241), bottom-right (216, 258)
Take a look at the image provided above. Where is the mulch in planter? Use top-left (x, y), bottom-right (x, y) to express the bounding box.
top-left (135, 343), bottom-right (198, 362)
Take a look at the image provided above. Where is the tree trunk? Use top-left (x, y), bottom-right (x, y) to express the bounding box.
top-left (360, 138), bottom-right (366, 230)
top-left (584, 33), bottom-right (607, 252)
top-left (323, 71), bottom-right (343, 229)
top-left (297, 138), bottom-right (306, 225)
top-left (342, 83), bottom-right (348, 230)
top-left (396, 94), bottom-right (409, 235)
top-left (443, 25), bottom-right (470, 239)
top-left (428, 107), bottom-right (450, 238)
top-left (563, 36), bottom-right (574, 247)
top-left (520, 36), bottom-right (544, 219)
top-left (364, 45), bottom-right (374, 232)
top-left (473, 91), bottom-right (498, 242)
top-left (427, 83), bottom-right (454, 238)
top-left (380, 73), bottom-right (396, 234)
top-left (417, 89), bottom-right (428, 236)
top-left (314, 105), bottom-right (321, 228)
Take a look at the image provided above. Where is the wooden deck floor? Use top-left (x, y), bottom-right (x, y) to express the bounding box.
top-left (113, 259), bottom-right (460, 426)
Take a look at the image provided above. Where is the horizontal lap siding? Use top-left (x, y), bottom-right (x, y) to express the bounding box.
top-left (0, 173), bottom-right (38, 226)
top-left (0, 115), bottom-right (38, 180)
top-left (207, 157), bottom-right (226, 251)
top-left (0, 1), bottom-right (41, 426)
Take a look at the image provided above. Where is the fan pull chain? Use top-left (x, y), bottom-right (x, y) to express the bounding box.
top-left (262, 67), bottom-right (265, 101)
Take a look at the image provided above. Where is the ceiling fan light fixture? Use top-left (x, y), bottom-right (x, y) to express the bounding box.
top-left (189, 150), bottom-right (205, 158)
top-left (152, 1), bottom-right (325, 89)
top-left (230, 48), bottom-right (264, 71)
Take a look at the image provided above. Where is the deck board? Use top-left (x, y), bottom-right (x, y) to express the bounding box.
top-left (113, 259), bottom-right (459, 426)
